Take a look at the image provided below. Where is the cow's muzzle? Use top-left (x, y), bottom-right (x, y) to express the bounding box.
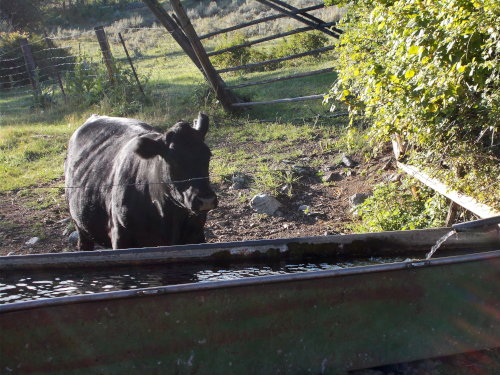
top-left (193, 194), bottom-right (218, 211)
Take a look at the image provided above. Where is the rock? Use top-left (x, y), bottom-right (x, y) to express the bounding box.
top-left (68, 231), bottom-right (79, 248)
top-left (386, 173), bottom-right (401, 182)
top-left (25, 237), bottom-right (40, 246)
top-left (250, 194), bottom-right (282, 215)
top-left (349, 193), bottom-right (370, 207)
top-left (292, 165), bottom-right (315, 177)
top-left (322, 171), bottom-right (342, 183)
top-left (230, 173), bottom-right (248, 190)
top-left (341, 154), bottom-right (357, 168)
top-left (57, 217), bottom-right (71, 225)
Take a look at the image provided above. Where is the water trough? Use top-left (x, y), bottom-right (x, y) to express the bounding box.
top-left (0, 227), bottom-right (499, 374)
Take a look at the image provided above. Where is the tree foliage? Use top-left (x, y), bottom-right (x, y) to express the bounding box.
top-left (326, 0), bottom-right (499, 209)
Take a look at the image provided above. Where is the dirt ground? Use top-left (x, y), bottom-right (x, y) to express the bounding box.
top-left (0, 152), bottom-right (393, 256)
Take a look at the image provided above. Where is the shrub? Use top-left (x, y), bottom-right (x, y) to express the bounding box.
top-left (0, 31), bottom-right (75, 88)
top-left (211, 33), bottom-right (251, 71)
top-left (353, 178), bottom-right (448, 232)
top-left (64, 55), bottom-right (148, 116)
top-left (326, 0), bottom-right (500, 210)
top-left (275, 30), bottom-right (329, 59)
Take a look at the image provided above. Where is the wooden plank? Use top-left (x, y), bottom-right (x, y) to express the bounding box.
top-left (232, 94), bottom-right (324, 107)
top-left (445, 201), bottom-right (460, 227)
top-left (217, 45), bottom-right (335, 73)
top-left (169, 0), bottom-right (240, 111)
top-left (228, 67), bottom-right (334, 89)
top-left (254, 0), bottom-right (340, 38)
top-left (198, 4), bottom-right (326, 40)
top-left (207, 22), bottom-right (338, 57)
top-left (397, 162), bottom-right (500, 219)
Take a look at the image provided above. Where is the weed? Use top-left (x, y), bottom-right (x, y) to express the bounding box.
top-left (352, 178), bottom-right (448, 232)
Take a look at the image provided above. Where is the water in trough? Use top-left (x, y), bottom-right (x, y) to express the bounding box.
top-left (0, 257), bottom-right (405, 304)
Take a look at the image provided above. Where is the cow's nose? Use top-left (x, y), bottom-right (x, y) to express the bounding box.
top-left (196, 195), bottom-right (218, 211)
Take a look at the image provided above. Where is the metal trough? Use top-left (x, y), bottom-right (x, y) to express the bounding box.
top-left (0, 228), bottom-right (499, 374)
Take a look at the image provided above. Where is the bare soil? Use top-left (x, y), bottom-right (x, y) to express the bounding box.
top-left (0, 153), bottom-right (395, 256)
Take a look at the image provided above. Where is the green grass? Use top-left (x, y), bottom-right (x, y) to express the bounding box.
top-left (0, 6), bottom-right (347, 205)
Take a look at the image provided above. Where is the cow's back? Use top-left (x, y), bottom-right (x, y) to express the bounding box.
top-left (65, 115), bottom-right (155, 247)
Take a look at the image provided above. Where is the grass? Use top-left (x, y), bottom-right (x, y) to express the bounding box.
top-left (0, 0), bottom-right (349, 209)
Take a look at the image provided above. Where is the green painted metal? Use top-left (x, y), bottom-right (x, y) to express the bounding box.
top-left (1, 252), bottom-right (499, 374)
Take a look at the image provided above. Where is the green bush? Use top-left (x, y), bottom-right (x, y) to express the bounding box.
top-left (212, 31), bottom-right (331, 72)
top-left (275, 30), bottom-right (329, 59)
top-left (211, 33), bottom-right (251, 71)
top-left (353, 178), bottom-right (448, 232)
top-left (326, 0), bottom-right (499, 209)
top-left (64, 56), bottom-right (148, 116)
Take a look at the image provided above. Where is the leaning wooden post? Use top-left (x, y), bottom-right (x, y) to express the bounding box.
top-left (141, 0), bottom-right (204, 73)
top-left (43, 32), bottom-right (67, 102)
top-left (118, 32), bottom-right (146, 97)
top-left (19, 38), bottom-right (41, 101)
top-left (94, 26), bottom-right (116, 83)
top-left (169, 0), bottom-right (240, 111)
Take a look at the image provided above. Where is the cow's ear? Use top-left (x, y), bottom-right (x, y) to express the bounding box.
top-left (193, 112), bottom-right (209, 139)
top-left (133, 134), bottom-right (165, 159)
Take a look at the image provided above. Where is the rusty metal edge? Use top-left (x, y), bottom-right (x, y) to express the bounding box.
top-left (1, 250), bottom-right (498, 314)
top-left (1, 227), bottom-right (498, 270)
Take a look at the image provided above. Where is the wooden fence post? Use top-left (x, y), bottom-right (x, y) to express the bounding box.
top-left (19, 38), bottom-right (41, 100)
top-left (169, 0), bottom-right (240, 111)
top-left (43, 32), bottom-right (67, 102)
top-left (118, 32), bottom-right (146, 97)
top-left (94, 26), bottom-right (116, 83)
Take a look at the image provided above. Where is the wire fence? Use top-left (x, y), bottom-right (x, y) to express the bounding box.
top-left (0, 26), bottom-right (187, 114)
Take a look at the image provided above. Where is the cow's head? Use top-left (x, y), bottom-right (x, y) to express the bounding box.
top-left (133, 112), bottom-right (218, 213)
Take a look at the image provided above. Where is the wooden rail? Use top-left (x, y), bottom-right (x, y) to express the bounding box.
top-left (228, 67), bottom-right (334, 89)
top-left (254, 0), bottom-right (341, 38)
top-left (397, 162), bottom-right (500, 219)
top-left (198, 4), bottom-right (326, 40)
top-left (232, 94), bottom-right (324, 107)
top-left (207, 22), bottom-right (338, 57)
top-left (217, 45), bottom-right (335, 73)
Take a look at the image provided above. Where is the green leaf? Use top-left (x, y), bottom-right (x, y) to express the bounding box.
top-left (408, 45), bottom-right (420, 55)
top-left (405, 69), bottom-right (416, 79)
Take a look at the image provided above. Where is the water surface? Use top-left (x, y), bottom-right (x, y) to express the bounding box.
top-left (0, 257), bottom-right (404, 304)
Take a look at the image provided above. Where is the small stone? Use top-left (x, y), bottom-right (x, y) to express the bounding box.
top-left (57, 217), bottom-right (71, 225)
top-left (292, 165), bottom-right (315, 177)
top-left (68, 231), bottom-right (79, 248)
top-left (25, 237), bottom-right (40, 246)
top-left (349, 193), bottom-right (370, 207)
top-left (298, 205), bottom-right (311, 213)
top-left (386, 173), bottom-right (401, 182)
top-left (250, 194), bottom-right (282, 215)
top-left (341, 154), bottom-right (357, 168)
top-left (322, 171), bottom-right (342, 183)
top-left (230, 173), bottom-right (248, 190)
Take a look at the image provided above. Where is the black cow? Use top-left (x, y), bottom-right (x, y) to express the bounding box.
top-left (65, 113), bottom-right (217, 250)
